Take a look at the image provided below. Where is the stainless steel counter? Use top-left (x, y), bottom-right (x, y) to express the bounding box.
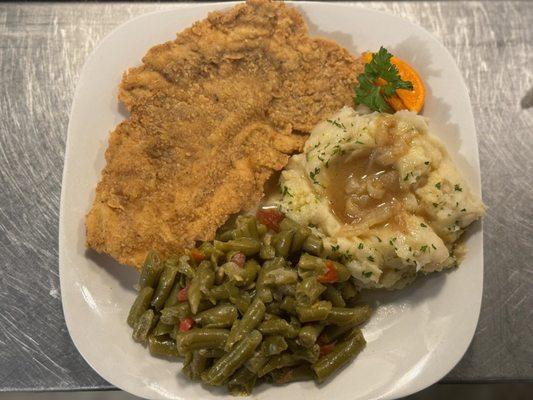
top-left (0, 1), bottom-right (532, 392)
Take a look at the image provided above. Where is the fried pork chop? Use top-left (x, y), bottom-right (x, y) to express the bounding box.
top-left (86, 0), bottom-right (363, 268)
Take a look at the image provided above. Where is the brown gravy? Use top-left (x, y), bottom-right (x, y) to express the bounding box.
top-left (326, 153), bottom-right (406, 227)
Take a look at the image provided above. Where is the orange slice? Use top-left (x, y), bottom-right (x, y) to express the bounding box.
top-left (362, 52), bottom-right (425, 113)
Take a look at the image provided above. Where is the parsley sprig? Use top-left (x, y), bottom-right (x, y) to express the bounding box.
top-left (354, 47), bottom-right (413, 112)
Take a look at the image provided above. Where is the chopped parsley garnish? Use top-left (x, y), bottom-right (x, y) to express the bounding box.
top-left (281, 186), bottom-right (293, 198)
top-left (424, 161), bottom-right (430, 165)
top-left (367, 255), bottom-right (375, 262)
top-left (362, 271), bottom-right (373, 278)
top-left (420, 245), bottom-right (428, 253)
top-left (331, 244), bottom-right (340, 252)
top-left (354, 47), bottom-right (413, 112)
top-left (431, 244), bottom-right (437, 250)
top-left (461, 208), bottom-right (466, 212)
top-left (327, 119), bottom-right (345, 129)
top-left (432, 202), bottom-right (439, 208)
top-left (420, 223), bottom-right (427, 228)
top-left (454, 184), bottom-right (463, 192)
top-left (376, 236), bottom-right (382, 242)
top-left (309, 167), bottom-right (321, 185)
top-left (358, 243), bottom-right (364, 250)
top-left (435, 182), bottom-right (442, 190)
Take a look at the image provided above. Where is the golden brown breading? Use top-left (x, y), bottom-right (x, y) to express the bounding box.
top-left (86, 0), bottom-right (363, 268)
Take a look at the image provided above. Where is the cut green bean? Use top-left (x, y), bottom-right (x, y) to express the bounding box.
top-left (258, 317), bottom-right (298, 338)
top-left (312, 329), bottom-right (366, 382)
top-left (226, 298), bottom-right (266, 351)
top-left (323, 286), bottom-right (346, 307)
top-left (148, 335), bottom-right (180, 358)
top-left (139, 251), bottom-right (163, 289)
top-left (325, 305), bottom-right (372, 327)
top-left (152, 320), bottom-right (174, 337)
top-left (269, 364), bottom-right (315, 384)
top-left (296, 276), bottom-right (326, 305)
top-left (151, 262), bottom-right (179, 310)
top-left (183, 351), bottom-right (208, 381)
top-left (298, 324), bottom-right (324, 348)
top-left (228, 367), bottom-right (257, 396)
top-left (202, 330), bottom-right (262, 386)
top-left (132, 309), bottom-right (157, 344)
top-left (177, 328), bottom-right (230, 354)
top-left (258, 353), bottom-right (300, 377)
top-left (127, 287), bottom-right (154, 327)
top-left (302, 235), bottom-right (323, 256)
top-left (261, 335), bottom-right (288, 356)
top-left (272, 229), bottom-right (295, 258)
top-left (188, 261), bottom-right (214, 314)
top-left (194, 304), bottom-right (238, 328)
top-left (295, 301), bottom-right (332, 322)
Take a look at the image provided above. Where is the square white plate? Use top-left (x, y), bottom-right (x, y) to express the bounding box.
top-left (59, 2), bottom-right (483, 400)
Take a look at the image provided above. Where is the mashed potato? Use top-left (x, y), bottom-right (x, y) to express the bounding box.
top-left (278, 106), bottom-right (484, 289)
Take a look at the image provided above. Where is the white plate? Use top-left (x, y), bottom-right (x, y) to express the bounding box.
top-left (59, 2), bottom-right (483, 399)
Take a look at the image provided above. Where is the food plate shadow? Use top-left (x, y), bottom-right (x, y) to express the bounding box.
top-left (85, 248), bottom-right (138, 293)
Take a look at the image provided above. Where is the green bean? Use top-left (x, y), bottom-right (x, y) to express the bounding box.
top-left (177, 329), bottom-right (230, 354)
top-left (160, 302), bottom-right (191, 324)
top-left (199, 241), bottom-right (216, 258)
top-left (295, 301), bottom-right (332, 322)
top-left (302, 234), bottom-right (323, 256)
top-left (257, 223), bottom-right (268, 237)
top-left (217, 237), bottom-right (261, 256)
top-left (202, 330), bottom-right (262, 386)
top-left (258, 353), bottom-right (300, 377)
top-left (164, 279), bottom-right (183, 308)
top-left (339, 280), bottom-right (359, 301)
top-left (268, 364), bottom-right (315, 384)
top-left (183, 351), bottom-right (208, 381)
top-left (297, 253), bottom-right (325, 272)
top-left (319, 324), bottom-right (353, 344)
top-left (289, 342), bottom-right (320, 363)
top-left (188, 261), bottom-right (214, 314)
top-left (279, 296), bottom-right (296, 314)
top-left (230, 290), bottom-right (252, 314)
top-left (325, 305), bottom-right (372, 326)
top-left (235, 215), bottom-right (259, 239)
top-left (272, 229), bottom-right (295, 258)
top-left (256, 258), bottom-right (285, 303)
top-left (241, 259), bottom-right (260, 287)
top-left (198, 348), bottom-right (226, 359)
top-left (280, 218), bottom-right (311, 253)
top-left (207, 281), bottom-right (239, 302)
top-left (330, 260), bottom-right (352, 282)
top-left (323, 286), bottom-right (346, 307)
top-left (258, 317), bottom-right (298, 338)
top-left (127, 287), bottom-right (154, 327)
top-left (151, 262), bottom-right (179, 310)
top-left (132, 309), bottom-right (157, 344)
top-left (228, 367), bottom-right (257, 396)
top-left (296, 277), bottom-right (326, 305)
top-left (264, 268), bottom-right (298, 285)
top-left (225, 298), bottom-right (266, 351)
top-left (260, 335), bottom-right (288, 356)
top-left (298, 324), bottom-right (324, 348)
top-left (194, 304), bottom-right (238, 328)
top-left (245, 350), bottom-right (269, 374)
top-left (259, 239), bottom-right (276, 260)
top-left (152, 320), bottom-right (174, 337)
top-left (312, 329), bottom-right (366, 382)
top-left (148, 335), bottom-right (180, 358)
top-left (176, 256), bottom-right (195, 278)
top-left (217, 229), bottom-right (237, 242)
top-left (139, 251), bottom-right (163, 289)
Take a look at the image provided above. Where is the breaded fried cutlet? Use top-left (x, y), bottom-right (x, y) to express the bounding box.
top-left (86, 0), bottom-right (363, 268)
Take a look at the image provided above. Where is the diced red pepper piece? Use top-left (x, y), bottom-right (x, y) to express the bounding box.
top-left (317, 260), bottom-right (338, 283)
top-left (179, 317), bottom-right (195, 332)
top-left (177, 285), bottom-right (189, 302)
top-left (257, 209), bottom-right (284, 232)
top-left (231, 252), bottom-right (246, 267)
top-left (319, 342), bottom-right (335, 357)
top-left (190, 249), bottom-right (205, 262)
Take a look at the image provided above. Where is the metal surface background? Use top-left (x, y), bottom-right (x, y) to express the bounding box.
top-left (0, 0), bottom-right (532, 391)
